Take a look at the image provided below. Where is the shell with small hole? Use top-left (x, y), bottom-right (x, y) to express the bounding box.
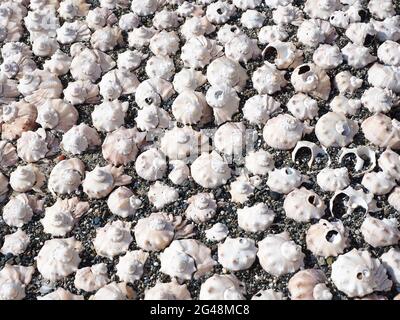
top-left (306, 219), bottom-right (349, 257)
top-left (267, 167), bottom-right (305, 194)
top-left (284, 187), bottom-right (326, 222)
top-left (206, 85), bottom-right (240, 125)
top-left (331, 249), bottom-right (392, 298)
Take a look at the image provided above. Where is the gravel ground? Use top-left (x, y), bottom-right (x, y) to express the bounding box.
top-left (1, 0), bottom-right (400, 300)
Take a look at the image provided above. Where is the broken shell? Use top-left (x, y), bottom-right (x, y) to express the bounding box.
top-left (284, 187), bottom-right (326, 222)
top-left (257, 231), bottom-right (305, 277)
top-left (116, 250), bottom-right (149, 283)
top-left (185, 193), bottom-right (217, 223)
top-left (330, 186), bottom-right (378, 216)
top-left (107, 187), bottom-right (142, 218)
top-left (148, 181), bottom-right (179, 209)
top-left (0, 229), bottom-right (30, 256)
top-left (206, 85), bottom-right (240, 124)
top-left (244, 149), bottom-right (274, 175)
top-left (338, 146), bottom-right (376, 174)
top-left (237, 203), bottom-right (275, 233)
top-left (134, 212), bottom-right (194, 252)
top-left (306, 219), bottom-right (348, 257)
top-left (37, 237), bottom-right (82, 281)
top-left (331, 249), bottom-right (392, 298)
top-left (334, 70), bottom-right (363, 95)
top-left (82, 165), bottom-right (131, 199)
top-left (38, 288), bottom-right (83, 300)
top-left (345, 22), bottom-right (375, 46)
top-left (205, 223), bottom-right (229, 242)
top-left (160, 239), bottom-right (216, 280)
top-left (144, 280), bottom-right (191, 300)
top-left (90, 282), bottom-right (135, 300)
top-left (316, 167), bottom-right (350, 192)
top-left (291, 63), bottom-right (331, 100)
top-left (206, 56), bottom-right (248, 92)
top-left (267, 167), bottom-right (304, 194)
top-left (243, 94), bottom-right (281, 125)
top-left (0, 264), bottom-right (34, 300)
top-left (0, 173), bottom-right (8, 203)
top-left (102, 127), bottom-right (145, 165)
top-left (361, 113), bottom-right (400, 149)
top-left (252, 62), bottom-right (287, 95)
top-left (263, 114), bottom-right (304, 150)
top-left (135, 148), bottom-right (167, 181)
top-left (74, 263), bottom-right (109, 292)
top-left (9, 164), bottom-right (44, 193)
top-left (288, 269), bottom-right (332, 300)
top-left (93, 220), bottom-right (133, 259)
top-left (292, 141), bottom-right (326, 167)
top-left (381, 248), bottom-right (400, 285)
top-left (315, 112), bottom-right (358, 147)
top-left (199, 274), bottom-right (245, 300)
top-left (3, 193), bottom-right (43, 227)
top-left (61, 123), bottom-right (101, 155)
top-left (41, 197), bottom-right (89, 237)
top-left (361, 171), bottom-right (395, 195)
top-left (361, 215), bottom-right (400, 247)
top-left (48, 158), bottom-right (85, 195)
top-left (287, 93), bottom-right (318, 120)
top-left (91, 100), bottom-right (128, 132)
top-left (191, 151), bottom-right (232, 189)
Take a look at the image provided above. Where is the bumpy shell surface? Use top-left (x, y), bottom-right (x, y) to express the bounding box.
top-left (0, 229), bottom-right (30, 256)
top-left (267, 167), bottom-right (304, 194)
top-left (37, 237), bottom-right (82, 281)
top-left (116, 250), bottom-right (149, 283)
top-left (306, 219), bottom-right (348, 257)
top-left (185, 193), bottom-right (217, 223)
top-left (381, 248), bottom-right (400, 285)
top-left (331, 249), bottom-right (392, 298)
top-left (237, 203), bottom-right (275, 233)
top-left (360, 216), bottom-right (400, 248)
top-left (144, 280), bottom-right (192, 300)
top-left (74, 263), bottom-right (110, 292)
top-left (257, 231), bottom-right (305, 277)
top-left (0, 264), bottom-right (34, 300)
top-left (48, 158), bottom-right (85, 195)
top-left (93, 220), bottom-right (132, 259)
top-left (135, 148), bottom-right (167, 181)
top-left (199, 274), bottom-right (245, 300)
top-left (288, 269), bottom-right (332, 300)
top-left (218, 237), bottom-right (257, 271)
top-left (90, 282), bottom-right (135, 300)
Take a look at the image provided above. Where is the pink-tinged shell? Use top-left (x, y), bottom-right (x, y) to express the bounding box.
top-left (48, 158), bottom-right (85, 195)
top-left (218, 237), bottom-right (257, 271)
top-left (61, 123), bottom-right (101, 155)
top-left (9, 164), bottom-right (45, 193)
top-left (116, 250), bottom-right (148, 283)
top-left (36, 98), bottom-right (78, 132)
top-left (135, 148), bottom-right (167, 181)
top-left (362, 113), bottom-right (400, 149)
top-left (74, 263), bottom-right (110, 292)
top-left (185, 193), bottom-right (217, 223)
top-left (0, 140), bottom-right (17, 167)
top-left (0, 229), bottom-right (30, 256)
top-left (288, 269), bottom-right (332, 300)
top-left (361, 215), bottom-right (400, 248)
top-left (199, 274), bottom-right (245, 300)
top-left (102, 126), bottom-right (145, 165)
top-left (0, 264), bottom-right (35, 300)
top-left (38, 288), bottom-right (84, 300)
top-left (1, 100), bottom-right (37, 141)
top-left (90, 282), bottom-right (136, 300)
top-left (144, 280), bottom-right (192, 300)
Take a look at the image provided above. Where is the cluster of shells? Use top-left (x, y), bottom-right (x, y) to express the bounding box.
top-left (0, 0), bottom-right (400, 301)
